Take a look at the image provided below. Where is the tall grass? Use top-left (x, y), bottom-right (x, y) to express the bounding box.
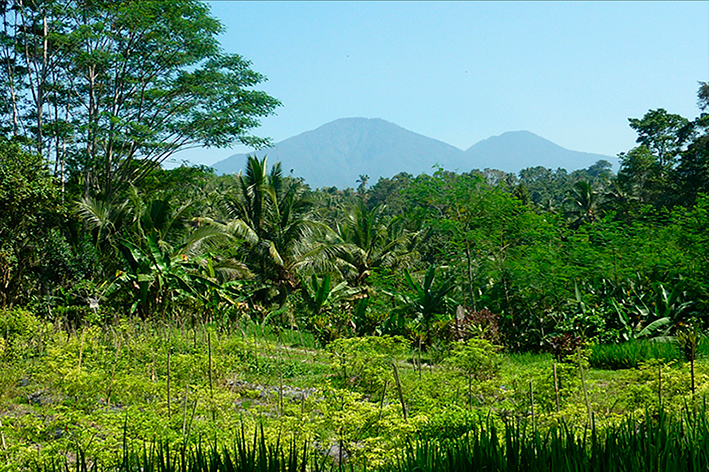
top-left (385, 407), bottom-right (709, 472)
top-left (589, 336), bottom-right (709, 370)
top-left (588, 339), bottom-right (681, 369)
top-left (44, 426), bottom-right (321, 472)
top-left (43, 406), bottom-right (709, 472)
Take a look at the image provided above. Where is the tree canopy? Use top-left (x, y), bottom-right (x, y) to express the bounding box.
top-left (2, 3), bottom-right (709, 354)
top-left (0, 0), bottom-right (280, 198)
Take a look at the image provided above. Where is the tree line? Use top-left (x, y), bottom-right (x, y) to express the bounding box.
top-left (2, 1), bottom-right (709, 353)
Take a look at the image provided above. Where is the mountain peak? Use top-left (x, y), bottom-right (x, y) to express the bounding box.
top-left (211, 119), bottom-right (614, 188)
top-left (465, 130), bottom-right (612, 172)
top-left (213, 117), bottom-right (464, 188)
top-left (317, 117), bottom-right (390, 126)
top-left (469, 130), bottom-right (558, 149)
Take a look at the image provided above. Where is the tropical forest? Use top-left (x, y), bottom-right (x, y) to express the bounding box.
top-left (2, 1), bottom-right (709, 471)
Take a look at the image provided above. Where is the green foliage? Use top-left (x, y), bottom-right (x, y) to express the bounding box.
top-left (589, 340), bottom-right (681, 369)
top-left (41, 429), bottom-right (314, 472)
top-left (0, 308), bottom-right (51, 360)
top-left (416, 406), bottom-right (480, 442)
top-left (329, 201), bottom-right (417, 289)
top-left (394, 265), bottom-right (455, 344)
top-left (610, 280), bottom-right (694, 342)
top-left (0, 141), bottom-right (61, 308)
top-left (447, 338), bottom-right (502, 382)
top-left (628, 108), bottom-right (692, 166)
top-left (383, 407), bottom-right (709, 472)
top-left (305, 308), bottom-right (355, 347)
top-left (1, 0), bottom-right (280, 198)
top-left (109, 232), bottom-right (224, 318)
top-left (327, 335), bottom-right (407, 392)
top-left (565, 180), bottom-right (602, 227)
top-left (2, 315), bottom-right (709, 470)
top-left (31, 405), bottom-right (709, 472)
top-left (301, 274), bottom-right (359, 316)
top-left (615, 360), bottom-right (702, 414)
top-left (677, 327), bottom-right (701, 362)
top-left (223, 156), bottom-right (323, 305)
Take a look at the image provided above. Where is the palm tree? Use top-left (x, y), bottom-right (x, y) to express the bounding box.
top-left (224, 156), bottom-right (324, 304)
top-left (602, 179), bottom-right (639, 221)
top-left (309, 201), bottom-right (417, 289)
top-left (356, 174), bottom-right (369, 196)
top-left (566, 180), bottom-right (602, 228)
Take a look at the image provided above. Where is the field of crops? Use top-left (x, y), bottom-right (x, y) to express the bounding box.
top-left (2, 309), bottom-right (709, 471)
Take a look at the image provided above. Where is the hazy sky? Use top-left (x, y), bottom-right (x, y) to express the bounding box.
top-left (171, 1), bottom-right (709, 168)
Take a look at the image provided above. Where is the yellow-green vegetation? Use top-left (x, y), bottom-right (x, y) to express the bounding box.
top-left (2, 309), bottom-right (709, 471)
top-left (1, 2), bottom-right (709, 469)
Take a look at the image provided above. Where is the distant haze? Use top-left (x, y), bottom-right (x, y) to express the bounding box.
top-left (211, 118), bottom-right (615, 189)
top-left (204, 1), bottom-right (707, 166)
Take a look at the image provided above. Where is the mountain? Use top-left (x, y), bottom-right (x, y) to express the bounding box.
top-left (211, 119), bottom-right (615, 189)
top-left (462, 131), bottom-right (614, 173)
top-left (212, 118), bottom-right (464, 189)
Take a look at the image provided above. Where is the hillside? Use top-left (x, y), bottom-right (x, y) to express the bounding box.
top-left (211, 118), bottom-right (615, 189)
top-left (212, 118), bottom-right (465, 189)
top-left (463, 131), bottom-right (615, 173)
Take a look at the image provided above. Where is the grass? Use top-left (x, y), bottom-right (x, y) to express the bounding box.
top-left (2, 309), bottom-right (709, 470)
top-left (588, 336), bottom-right (709, 370)
top-left (43, 427), bottom-right (319, 472)
top-left (588, 339), bottom-right (681, 369)
top-left (385, 406), bottom-right (709, 472)
top-left (38, 406), bottom-right (709, 472)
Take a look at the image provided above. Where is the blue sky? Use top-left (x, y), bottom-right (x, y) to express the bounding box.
top-left (171, 1), bottom-right (709, 168)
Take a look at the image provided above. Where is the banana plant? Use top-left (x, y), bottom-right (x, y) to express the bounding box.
top-left (612, 298), bottom-right (671, 341)
top-left (612, 281), bottom-right (693, 341)
top-left (389, 265), bottom-right (456, 344)
top-left (301, 274), bottom-right (358, 315)
top-left (107, 223), bottom-right (239, 318)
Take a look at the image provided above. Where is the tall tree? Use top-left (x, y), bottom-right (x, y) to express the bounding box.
top-left (224, 156), bottom-right (321, 304)
top-left (619, 109), bottom-right (692, 208)
top-left (628, 109), bottom-right (692, 167)
top-left (675, 83), bottom-right (709, 206)
top-left (0, 138), bottom-right (60, 307)
top-left (0, 0), bottom-right (280, 198)
top-left (518, 166), bottom-right (571, 211)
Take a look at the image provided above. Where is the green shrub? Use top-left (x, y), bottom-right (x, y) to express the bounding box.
top-left (417, 406), bottom-right (480, 442)
top-left (0, 308), bottom-right (51, 360)
top-left (447, 338), bottom-right (502, 382)
top-left (328, 335), bottom-right (407, 392)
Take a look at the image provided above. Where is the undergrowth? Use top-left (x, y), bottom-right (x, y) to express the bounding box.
top-left (1, 309), bottom-right (709, 471)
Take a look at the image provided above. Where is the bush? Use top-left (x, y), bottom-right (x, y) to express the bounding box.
top-left (0, 308), bottom-right (52, 360)
top-left (327, 335), bottom-right (407, 392)
top-left (447, 338), bottom-right (502, 382)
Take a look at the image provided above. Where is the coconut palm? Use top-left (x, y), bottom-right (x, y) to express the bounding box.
top-left (305, 201), bottom-right (417, 289)
top-left (223, 156), bottom-right (324, 304)
top-left (356, 174), bottom-right (369, 196)
top-left (76, 195), bottom-right (131, 262)
top-left (566, 180), bottom-right (602, 228)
